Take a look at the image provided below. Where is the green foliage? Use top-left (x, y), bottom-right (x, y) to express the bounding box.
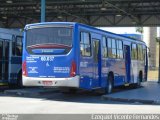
top-left (136, 27), bottom-right (143, 33)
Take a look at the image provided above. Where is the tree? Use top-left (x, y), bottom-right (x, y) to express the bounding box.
top-left (136, 27), bottom-right (143, 34)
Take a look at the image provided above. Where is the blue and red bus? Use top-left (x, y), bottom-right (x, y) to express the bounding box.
top-left (22, 22), bottom-right (148, 93)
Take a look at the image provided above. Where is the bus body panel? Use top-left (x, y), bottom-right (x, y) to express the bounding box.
top-left (23, 23), bottom-right (76, 79)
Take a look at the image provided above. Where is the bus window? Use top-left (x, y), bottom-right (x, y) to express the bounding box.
top-left (131, 43), bottom-right (138, 60)
top-left (112, 39), bottom-right (116, 58)
top-left (102, 37), bottom-right (107, 58)
top-left (80, 32), bottom-right (91, 57)
top-left (0, 41), bottom-right (2, 60)
top-left (138, 44), bottom-right (143, 60)
top-left (117, 40), bottom-right (123, 59)
top-left (107, 38), bottom-right (112, 58)
top-left (0, 41), bottom-right (2, 79)
top-left (107, 38), bottom-right (117, 58)
top-left (16, 36), bottom-right (23, 56)
top-left (5, 41), bottom-right (9, 59)
top-left (143, 45), bottom-right (147, 62)
top-left (26, 27), bottom-right (73, 55)
top-left (12, 36), bottom-right (16, 56)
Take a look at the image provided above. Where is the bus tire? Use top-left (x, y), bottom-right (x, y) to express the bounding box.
top-left (105, 74), bottom-right (113, 94)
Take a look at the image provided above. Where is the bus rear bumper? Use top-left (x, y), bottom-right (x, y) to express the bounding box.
top-left (22, 76), bottom-right (80, 88)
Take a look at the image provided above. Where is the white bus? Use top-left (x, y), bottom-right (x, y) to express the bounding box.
top-left (0, 28), bottom-right (23, 87)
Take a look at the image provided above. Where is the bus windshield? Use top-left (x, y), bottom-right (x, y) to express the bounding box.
top-left (26, 27), bottom-right (73, 54)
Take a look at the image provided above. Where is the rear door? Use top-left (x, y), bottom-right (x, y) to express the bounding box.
top-left (124, 45), bottom-right (131, 83)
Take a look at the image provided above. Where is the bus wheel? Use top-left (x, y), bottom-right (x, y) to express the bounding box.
top-left (105, 75), bottom-right (113, 94)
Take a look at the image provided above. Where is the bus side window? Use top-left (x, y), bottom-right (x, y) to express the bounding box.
top-left (117, 40), bottom-right (123, 59)
top-left (107, 38), bottom-right (117, 58)
top-left (138, 44), bottom-right (143, 60)
top-left (143, 45), bottom-right (147, 63)
top-left (0, 41), bottom-right (3, 59)
top-left (80, 32), bottom-right (91, 57)
top-left (131, 43), bottom-right (138, 60)
top-left (102, 37), bottom-right (107, 58)
top-left (111, 39), bottom-right (116, 58)
top-left (16, 36), bottom-right (23, 56)
top-left (107, 38), bottom-right (112, 58)
top-left (12, 35), bottom-right (16, 56)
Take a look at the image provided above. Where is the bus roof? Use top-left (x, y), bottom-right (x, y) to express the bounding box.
top-left (0, 28), bottom-right (22, 36)
top-left (25, 22), bottom-right (145, 44)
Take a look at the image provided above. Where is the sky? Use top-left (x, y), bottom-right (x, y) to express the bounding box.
top-left (98, 27), bottom-right (139, 34)
top-left (97, 27), bottom-right (160, 45)
top-left (98, 27), bottom-right (147, 43)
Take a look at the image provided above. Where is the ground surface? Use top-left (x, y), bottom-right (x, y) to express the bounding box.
top-left (103, 81), bottom-right (160, 104)
top-left (0, 90), bottom-right (160, 114)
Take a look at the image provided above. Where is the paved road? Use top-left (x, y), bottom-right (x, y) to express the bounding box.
top-left (0, 91), bottom-right (160, 114)
top-left (103, 81), bottom-right (160, 104)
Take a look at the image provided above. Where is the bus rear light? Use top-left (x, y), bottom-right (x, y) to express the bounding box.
top-left (22, 61), bottom-right (28, 76)
top-left (70, 61), bottom-right (76, 77)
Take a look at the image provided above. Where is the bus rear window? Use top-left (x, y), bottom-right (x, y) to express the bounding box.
top-left (26, 27), bottom-right (73, 55)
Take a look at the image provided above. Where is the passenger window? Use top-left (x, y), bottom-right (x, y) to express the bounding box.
top-left (80, 32), bottom-right (91, 57)
top-left (0, 41), bottom-right (3, 60)
top-left (131, 43), bottom-right (138, 60)
top-left (102, 37), bottom-right (107, 58)
top-left (117, 40), bottom-right (123, 59)
top-left (111, 39), bottom-right (116, 58)
top-left (16, 36), bottom-right (23, 56)
top-left (12, 36), bottom-right (16, 56)
top-left (107, 38), bottom-right (112, 58)
top-left (107, 38), bottom-right (117, 58)
top-left (143, 46), bottom-right (147, 64)
top-left (138, 44), bottom-right (143, 60)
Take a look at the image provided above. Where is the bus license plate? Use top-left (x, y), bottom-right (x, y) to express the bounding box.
top-left (42, 81), bottom-right (53, 86)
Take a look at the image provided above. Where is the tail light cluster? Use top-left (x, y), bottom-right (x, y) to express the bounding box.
top-left (70, 61), bottom-right (76, 77)
top-left (22, 61), bottom-right (28, 76)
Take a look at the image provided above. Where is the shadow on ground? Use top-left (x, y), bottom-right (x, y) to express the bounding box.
top-left (0, 85), bottom-right (147, 105)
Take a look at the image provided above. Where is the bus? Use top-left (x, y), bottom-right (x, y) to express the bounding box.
top-left (22, 22), bottom-right (148, 93)
top-left (0, 28), bottom-right (23, 87)
top-left (121, 34), bottom-right (142, 41)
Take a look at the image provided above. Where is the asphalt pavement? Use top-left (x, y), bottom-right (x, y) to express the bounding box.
top-left (102, 81), bottom-right (160, 104)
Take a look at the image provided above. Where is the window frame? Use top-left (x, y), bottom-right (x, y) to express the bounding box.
top-left (107, 37), bottom-right (117, 59)
top-left (12, 35), bottom-right (16, 56)
top-left (102, 36), bottom-right (108, 58)
top-left (116, 40), bottom-right (124, 59)
top-left (80, 31), bottom-right (92, 57)
top-left (15, 36), bottom-right (23, 56)
top-left (131, 43), bottom-right (138, 60)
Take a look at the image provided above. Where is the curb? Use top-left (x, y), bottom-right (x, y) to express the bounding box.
top-left (102, 95), bottom-right (160, 105)
top-left (4, 88), bottom-right (59, 97)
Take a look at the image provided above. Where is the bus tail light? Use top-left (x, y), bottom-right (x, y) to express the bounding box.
top-left (22, 61), bottom-right (28, 76)
top-left (70, 61), bottom-right (76, 77)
